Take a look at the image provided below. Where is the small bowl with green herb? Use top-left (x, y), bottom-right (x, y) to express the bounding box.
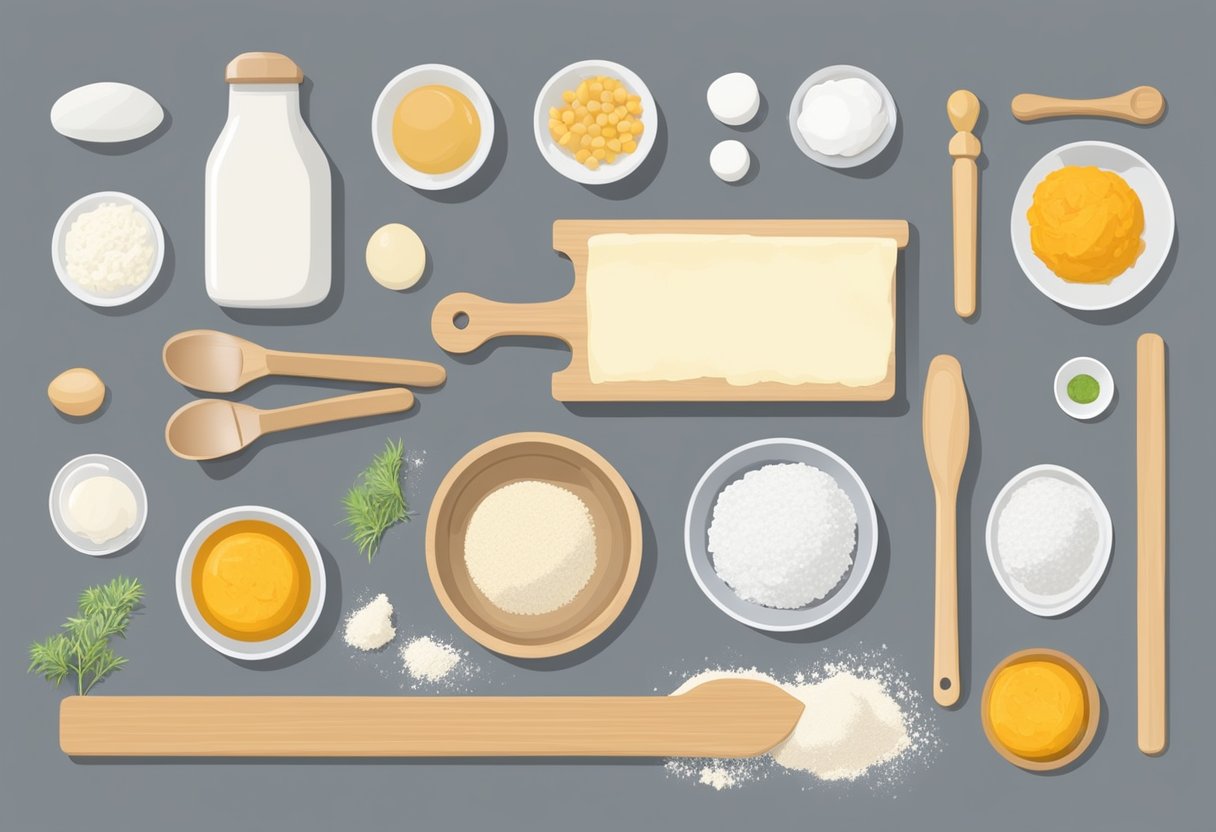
top-left (1054, 357), bottom-right (1114, 420)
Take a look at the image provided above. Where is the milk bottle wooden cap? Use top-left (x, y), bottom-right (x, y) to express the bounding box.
top-left (225, 52), bottom-right (303, 84)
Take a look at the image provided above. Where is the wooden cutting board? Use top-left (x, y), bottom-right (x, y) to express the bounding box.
top-left (432, 219), bottom-right (909, 401)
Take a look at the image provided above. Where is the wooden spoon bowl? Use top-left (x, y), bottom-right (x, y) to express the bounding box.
top-left (426, 433), bottom-right (642, 659)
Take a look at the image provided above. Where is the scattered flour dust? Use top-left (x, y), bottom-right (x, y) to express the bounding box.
top-left (663, 647), bottom-right (939, 793)
top-left (399, 635), bottom-right (480, 690)
top-left (343, 593), bottom-right (396, 651)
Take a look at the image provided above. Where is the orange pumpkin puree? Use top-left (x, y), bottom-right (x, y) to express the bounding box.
top-left (988, 659), bottom-right (1087, 760)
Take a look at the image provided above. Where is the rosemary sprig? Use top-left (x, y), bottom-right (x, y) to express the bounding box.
top-left (28, 576), bottom-right (143, 695)
top-left (342, 438), bottom-right (408, 562)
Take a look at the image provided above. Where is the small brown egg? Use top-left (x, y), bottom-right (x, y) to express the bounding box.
top-left (48, 367), bottom-right (106, 417)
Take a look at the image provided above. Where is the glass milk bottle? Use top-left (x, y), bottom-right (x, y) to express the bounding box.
top-left (205, 52), bottom-right (331, 308)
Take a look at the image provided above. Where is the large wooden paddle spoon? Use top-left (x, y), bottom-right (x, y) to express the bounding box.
top-left (166, 388), bottom-right (414, 461)
top-left (164, 329), bottom-right (446, 393)
top-left (922, 355), bottom-right (970, 707)
top-left (59, 679), bottom-right (804, 758)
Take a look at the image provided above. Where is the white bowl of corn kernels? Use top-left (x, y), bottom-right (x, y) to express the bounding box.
top-left (534, 59), bottom-right (657, 185)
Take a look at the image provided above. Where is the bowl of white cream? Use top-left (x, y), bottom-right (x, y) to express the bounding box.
top-left (789, 65), bottom-right (897, 169)
top-left (51, 191), bottom-right (164, 308)
top-left (49, 454), bottom-right (147, 556)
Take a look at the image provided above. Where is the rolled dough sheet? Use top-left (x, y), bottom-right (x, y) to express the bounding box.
top-left (585, 233), bottom-right (897, 386)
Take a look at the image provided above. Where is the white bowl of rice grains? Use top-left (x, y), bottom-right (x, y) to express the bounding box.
top-left (986, 464), bottom-right (1113, 617)
top-left (52, 190), bottom-right (165, 308)
top-left (685, 438), bottom-right (879, 632)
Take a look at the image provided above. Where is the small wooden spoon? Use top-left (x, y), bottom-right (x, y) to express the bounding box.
top-left (1011, 86), bottom-right (1165, 125)
top-left (164, 329), bottom-right (446, 394)
top-left (165, 388), bottom-right (414, 461)
top-left (59, 679), bottom-right (804, 758)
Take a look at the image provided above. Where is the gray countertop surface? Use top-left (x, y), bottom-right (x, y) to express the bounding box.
top-left (1, 0), bottom-right (1209, 828)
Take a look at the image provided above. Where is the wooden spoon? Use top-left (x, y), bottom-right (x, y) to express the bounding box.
top-left (164, 329), bottom-right (446, 394)
top-left (165, 388), bottom-right (414, 461)
top-left (59, 679), bottom-right (805, 758)
top-left (1137, 333), bottom-right (1167, 755)
top-left (922, 355), bottom-right (970, 707)
top-left (1011, 86), bottom-right (1165, 125)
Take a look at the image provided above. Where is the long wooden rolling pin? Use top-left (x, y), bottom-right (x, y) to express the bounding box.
top-left (948, 90), bottom-right (981, 319)
top-left (1137, 333), bottom-right (1167, 755)
top-left (59, 679), bottom-right (804, 758)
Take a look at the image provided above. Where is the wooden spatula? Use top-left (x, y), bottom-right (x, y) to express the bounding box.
top-left (922, 355), bottom-right (970, 707)
top-left (59, 679), bottom-right (804, 758)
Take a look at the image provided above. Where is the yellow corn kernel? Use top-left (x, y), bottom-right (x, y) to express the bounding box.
top-left (623, 140), bottom-right (637, 153)
top-left (549, 118), bottom-right (564, 131)
top-left (605, 151), bottom-right (617, 164)
top-left (562, 90), bottom-right (576, 103)
top-left (617, 119), bottom-right (633, 133)
top-left (549, 107), bottom-right (561, 119)
top-left (575, 148), bottom-right (591, 162)
top-left (602, 77), bottom-right (617, 90)
top-left (595, 113), bottom-right (608, 126)
top-left (630, 121), bottom-right (644, 135)
top-left (570, 122), bottom-right (587, 134)
top-left (591, 136), bottom-right (606, 148)
top-left (584, 156), bottom-right (600, 170)
top-left (574, 106), bottom-right (588, 120)
top-left (592, 148), bottom-right (606, 160)
top-left (602, 127), bottom-right (617, 139)
top-left (561, 110), bottom-right (575, 125)
top-left (613, 88), bottom-right (627, 104)
top-left (587, 100), bottom-right (601, 113)
top-left (558, 132), bottom-right (574, 146)
top-left (600, 91), bottom-right (612, 104)
top-left (627, 101), bottom-right (642, 115)
top-left (588, 123), bottom-right (602, 137)
top-left (614, 105), bottom-right (627, 118)
top-left (589, 81), bottom-right (603, 95)
top-left (606, 138), bottom-right (621, 152)
top-left (576, 82), bottom-right (590, 104)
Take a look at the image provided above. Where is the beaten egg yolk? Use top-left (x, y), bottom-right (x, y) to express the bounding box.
top-left (392, 84), bottom-right (480, 174)
top-left (988, 660), bottom-right (1087, 760)
top-left (192, 520), bottom-right (310, 642)
top-left (1027, 165), bottom-right (1144, 284)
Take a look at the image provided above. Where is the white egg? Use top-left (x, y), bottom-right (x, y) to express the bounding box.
top-left (710, 140), bottom-right (751, 183)
top-left (707, 73), bottom-right (760, 126)
top-left (51, 82), bottom-right (164, 143)
top-left (366, 223), bottom-right (427, 290)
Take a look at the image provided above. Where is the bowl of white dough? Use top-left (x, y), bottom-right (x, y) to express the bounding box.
top-left (789, 65), bottom-right (897, 169)
top-left (685, 438), bottom-right (878, 632)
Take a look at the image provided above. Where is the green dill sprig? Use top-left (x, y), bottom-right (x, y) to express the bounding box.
top-left (28, 576), bottom-right (144, 695)
top-left (342, 438), bottom-right (408, 562)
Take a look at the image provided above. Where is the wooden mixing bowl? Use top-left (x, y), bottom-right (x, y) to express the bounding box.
top-left (425, 432), bottom-right (642, 658)
top-left (981, 647), bottom-right (1101, 772)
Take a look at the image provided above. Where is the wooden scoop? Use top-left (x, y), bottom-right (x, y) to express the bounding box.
top-left (922, 355), bottom-right (970, 707)
top-left (1011, 86), bottom-right (1165, 125)
top-left (165, 388), bottom-right (414, 461)
top-left (164, 329), bottom-right (446, 394)
top-left (59, 679), bottom-right (804, 758)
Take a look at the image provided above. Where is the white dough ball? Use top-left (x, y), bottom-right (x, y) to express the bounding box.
top-left (707, 73), bottom-right (760, 126)
top-left (365, 223), bottom-right (426, 290)
top-left (710, 140), bottom-right (751, 183)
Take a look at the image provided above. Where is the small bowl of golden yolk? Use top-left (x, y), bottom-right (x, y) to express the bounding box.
top-left (372, 64), bottom-right (495, 191)
top-left (981, 648), bottom-right (1101, 771)
top-left (177, 506), bottom-right (326, 661)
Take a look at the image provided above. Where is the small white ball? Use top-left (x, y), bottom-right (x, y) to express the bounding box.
top-left (710, 140), bottom-right (751, 183)
top-left (365, 223), bottom-right (426, 290)
top-left (707, 72), bottom-right (760, 126)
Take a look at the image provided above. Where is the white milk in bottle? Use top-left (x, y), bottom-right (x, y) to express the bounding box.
top-left (205, 52), bottom-right (331, 308)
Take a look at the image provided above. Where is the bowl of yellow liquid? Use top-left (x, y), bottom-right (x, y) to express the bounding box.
top-left (176, 506), bottom-right (326, 660)
top-left (372, 64), bottom-right (494, 190)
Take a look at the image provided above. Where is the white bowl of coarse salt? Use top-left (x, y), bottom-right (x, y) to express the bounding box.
top-left (52, 191), bottom-right (164, 307)
top-left (986, 464), bottom-right (1113, 617)
top-left (789, 65), bottom-right (897, 170)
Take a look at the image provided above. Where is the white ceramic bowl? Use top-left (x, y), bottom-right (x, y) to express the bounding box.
top-left (533, 59), bottom-right (658, 185)
top-left (52, 191), bottom-right (164, 308)
top-left (372, 64), bottom-right (495, 190)
top-left (1054, 356), bottom-right (1115, 420)
top-left (985, 464), bottom-right (1113, 617)
top-left (789, 65), bottom-right (897, 169)
top-left (49, 454), bottom-right (147, 556)
top-left (684, 438), bottom-right (878, 632)
top-left (1011, 141), bottom-right (1174, 311)
top-left (176, 506), bottom-right (326, 661)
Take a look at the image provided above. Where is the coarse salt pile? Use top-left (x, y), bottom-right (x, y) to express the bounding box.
top-left (343, 593), bottom-right (396, 651)
top-left (464, 480), bottom-right (597, 615)
top-left (996, 476), bottom-right (1099, 596)
top-left (708, 463), bottom-right (856, 609)
top-left (65, 202), bottom-right (155, 294)
top-left (401, 636), bottom-right (462, 683)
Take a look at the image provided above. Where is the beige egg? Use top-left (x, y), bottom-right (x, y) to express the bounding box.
top-left (48, 367), bottom-right (106, 417)
top-left (366, 223), bottom-right (426, 290)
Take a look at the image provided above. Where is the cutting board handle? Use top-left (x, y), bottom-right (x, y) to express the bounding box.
top-left (432, 292), bottom-right (579, 354)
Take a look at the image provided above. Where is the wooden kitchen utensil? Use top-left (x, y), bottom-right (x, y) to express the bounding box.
top-left (432, 219), bottom-right (909, 402)
top-left (922, 355), bottom-right (970, 707)
top-left (948, 90), bottom-right (981, 319)
top-left (165, 388), bottom-right (414, 461)
top-left (164, 329), bottom-right (446, 393)
top-left (1011, 86), bottom-right (1165, 125)
top-left (59, 679), bottom-right (804, 758)
top-left (1137, 332), bottom-right (1167, 755)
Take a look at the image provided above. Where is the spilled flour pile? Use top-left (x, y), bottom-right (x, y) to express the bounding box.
top-left (665, 649), bottom-right (937, 791)
top-left (343, 593), bottom-right (396, 651)
top-left (399, 635), bottom-right (482, 690)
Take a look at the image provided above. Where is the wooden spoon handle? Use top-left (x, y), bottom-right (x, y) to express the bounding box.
top-left (264, 350), bottom-right (446, 388)
top-left (1137, 333), bottom-right (1167, 755)
top-left (59, 681), bottom-right (804, 758)
top-left (951, 157), bottom-right (978, 318)
top-left (1011, 87), bottom-right (1164, 124)
top-left (431, 292), bottom-right (580, 354)
top-left (259, 388), bottom-right (414, 435)
top-left (933, 492), bottom-right (961, 707)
